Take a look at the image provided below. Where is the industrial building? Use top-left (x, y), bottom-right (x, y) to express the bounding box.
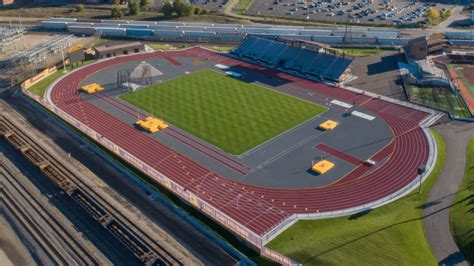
top-left (93, 42), bottom-right (145, 59)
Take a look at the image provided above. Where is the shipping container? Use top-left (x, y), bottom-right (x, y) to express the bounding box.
top-left (96, 27), bottom-right (127, 37)
top-left (42, 21), bottom-right (68, 29)
top-left (126, 28), bottom-right (154, 37)
top-left (68, 26), bottom-right (96, 36)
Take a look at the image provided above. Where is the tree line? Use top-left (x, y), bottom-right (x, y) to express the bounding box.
top-left (111, 0), bottom-right (209, 19)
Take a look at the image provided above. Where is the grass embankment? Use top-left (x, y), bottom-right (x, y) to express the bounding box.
top-left (120, 68), bottom-right (326, 155)
top-left (232, 0), bottom-right (254, 14)
top-left (267, 130), bottom-right (445, 265)
top-left (29, 70), bottom-right (65, 98)
top-left (450, 137), bottom-right (474, 263)
top-left (29, 58), bottom-right (96, 98)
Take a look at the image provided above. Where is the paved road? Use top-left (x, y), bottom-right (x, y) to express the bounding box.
top-left (1, 90), bottom-right (238, 266)
top-left (423, 120), bottom-right (474, 266)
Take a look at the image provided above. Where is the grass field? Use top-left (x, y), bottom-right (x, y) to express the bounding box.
top-left (450, 137), bottom-right (474, 263)
top-left (267, 130), bottom-right (445, 265)
top-left (339, 47), bottom-right (387, 56)
top-left (120, 69), bottom-right (326, 155)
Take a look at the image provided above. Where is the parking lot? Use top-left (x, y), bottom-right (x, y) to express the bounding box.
top-left (246, 0), bottom-right (453, 26)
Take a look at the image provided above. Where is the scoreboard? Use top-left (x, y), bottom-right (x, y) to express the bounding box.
top-left (68, 45), bottom-right (85, 64)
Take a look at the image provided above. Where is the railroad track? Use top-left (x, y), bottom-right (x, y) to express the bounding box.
top-left (0, 160), bottom-right (102, 265)
top-left (0, 114), bottom-right (184, 266)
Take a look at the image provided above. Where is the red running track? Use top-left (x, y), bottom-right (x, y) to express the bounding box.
top-left (49, 48), bottom-right (430, 237)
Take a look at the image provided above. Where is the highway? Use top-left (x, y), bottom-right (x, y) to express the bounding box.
top-left (1, 90), bottom-right (239, 265)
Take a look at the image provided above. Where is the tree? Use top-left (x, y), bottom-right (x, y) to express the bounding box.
top-left (75, 4), bottom-right (85, 13)
top-left (424, 7), bottom-right (440, 24)
top-left (193, 6), bottom-right (202, 15)
top-left (128, 0), bottom-right (141, 16)
top-left (140, 0), bottom-right (149, 8)
top-left (111, 4), bottom-right (124, 18)
top-left (440, 8), bottom-right (451, 19)
top-left (173, 0), bottom-right (193, 17)
top-left (161, 1), bottom-right (174, 16)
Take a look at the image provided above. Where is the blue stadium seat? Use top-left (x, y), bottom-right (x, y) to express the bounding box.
top-left (232, 36), bottom-right (353, 81)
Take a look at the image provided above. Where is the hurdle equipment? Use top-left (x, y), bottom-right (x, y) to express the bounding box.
top-left (136, 117), bottom-right (168, 133)
top-left (319, 120), bottom-right (338, 131)
top-left (311, 160), bottom-right (334, 174)
top-left (80, 83), bottom-right (104, 94)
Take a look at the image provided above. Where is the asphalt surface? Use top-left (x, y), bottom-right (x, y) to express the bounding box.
top-left (1, 90), bottom-right (238, 266)
top-left (246, 0), bottom-right (435, 26)
top-left (423, 120), bottom-right (473, 266)
top-left (347, 50), bottom-right (407, 101)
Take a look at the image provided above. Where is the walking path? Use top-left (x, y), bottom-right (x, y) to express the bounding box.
top-left (423, 120), bottom-right (474, 266)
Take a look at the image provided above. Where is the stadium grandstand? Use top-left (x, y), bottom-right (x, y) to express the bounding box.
top-left (231, 36), bottom-right (352, 82)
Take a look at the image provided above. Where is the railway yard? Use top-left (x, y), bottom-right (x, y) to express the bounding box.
top-left (0, 100), bottom-right (202, 266)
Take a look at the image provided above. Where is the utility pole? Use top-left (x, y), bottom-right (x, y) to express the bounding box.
top-left (61, 48), bottom-right (67, 73)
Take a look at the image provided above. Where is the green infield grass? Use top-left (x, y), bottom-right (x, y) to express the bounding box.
top-left (120, 68), bottom-right (326, 155)
top-left (266, 129), bottom-right (445, 265)
top-left (450, 137), bottom-right (474, 263)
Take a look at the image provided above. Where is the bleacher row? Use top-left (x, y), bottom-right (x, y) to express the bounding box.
top-left (232, 36), bottom-right (352, 81)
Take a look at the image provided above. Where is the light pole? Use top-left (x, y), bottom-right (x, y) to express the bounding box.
top-left (418, 164), bottom-right (426, 194)
top-left (61, 46), bottom-right (68, 73)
